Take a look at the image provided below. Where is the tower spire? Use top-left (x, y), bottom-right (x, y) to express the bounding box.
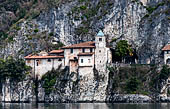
top-left (97, 30), bottom-right (104, 36)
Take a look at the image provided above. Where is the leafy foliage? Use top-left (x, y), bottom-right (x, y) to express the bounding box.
top-left (0, 31), bottom-right (8, 41)
top-left (145, 2), bottom-right (165, 14)
top-left (34, 29), bottom-right (39, 33)
top-left (0, 57), bottom-right (31, 83)
top-left (114, 40), bottom-right (133, 62)
top-left (108, 64), bottom-right (157, 95)
top-left (125, 77), bottom-right (141, 93)
top-left (150, 65), bottom-right (170, 92)
top-left (41, 67), bottom-right (62, 95)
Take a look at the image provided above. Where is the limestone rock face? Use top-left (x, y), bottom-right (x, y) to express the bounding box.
top-left (0, 0), bottom-right (169, 64)
top-left (1, 78), bottom-right (33, 102)
top-left (0, 0), bottom-right (169, 103)
top-left (0, 67), bottom-right (109, 102)
top-left (108, 94), bottom-right (152, 103)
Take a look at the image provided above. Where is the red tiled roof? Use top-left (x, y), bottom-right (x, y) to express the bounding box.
top-left (62, 41), bottom-right (95, 49)
top-left (162, 45), bottom-right (170, 51)
top-left (78, 52), bottom-right (94, 56)
top-left (49, 50), bottom-right (64, 54)
top-left (25, 55), bottom-right (64, 59)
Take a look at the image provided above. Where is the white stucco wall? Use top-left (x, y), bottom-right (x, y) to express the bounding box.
top-left (26, 58), bottom-right (64, 79)
top-left (78, 55), bottom-right (94, 67)
top-left (84, 48), bottom-right (94, 52)
top-left (164, 51), bottom-right (170, 64)
top-left (64, 48), bottom-right (95, 66)
top-left (106, 48), bottom-right (112, 63)
top-left (64, 49), bottom-right (81, 66)
top-left (94, 35), bottom-right (112, 74)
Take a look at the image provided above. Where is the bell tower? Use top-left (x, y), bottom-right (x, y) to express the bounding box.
top-left (95, 30), bottom-right (107, 73)
top-left (95, 30), bottom-right (106, 48)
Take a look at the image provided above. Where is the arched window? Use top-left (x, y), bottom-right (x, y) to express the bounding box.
top-left (166, 58), bottom-right (170, 64)
top-left (99, 38), bottom-right (102, 41)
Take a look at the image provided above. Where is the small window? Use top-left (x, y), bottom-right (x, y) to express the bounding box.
top-left (74, 57), bottom-right (77, 60)
top-left (82, 48), bottom-right (85, 53)
top-left (88, 59), bottom-right (91, 63)
top-left (90, 48), bottom-right (93, 53)
top-left (70, 48), bottom-right (73, 53)
top-left (36, 60), bottom-right (39, 66)
top-left (99, 38), bottom-right (102, 41)
top-left (48, 59), bottom-right (51, 62)
top-left (58, 58), bottom-right (62, 61)
top-left (99, 50), bottom-right (101, 53)
top-left (81, 59), bottom-right (83, 63)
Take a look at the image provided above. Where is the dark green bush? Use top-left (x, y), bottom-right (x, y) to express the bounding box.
top-left (125, 77), bottom-right (141, 93)
top-left (41, 68), bottom-right (62, 95)
top-left (0, 58), bottom-right (31, 83)
top-left (34, 29), bottom-right (39, 33)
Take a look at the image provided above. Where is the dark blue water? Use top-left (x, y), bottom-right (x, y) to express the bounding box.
top-left (1, 103), bottom-right (170, 109)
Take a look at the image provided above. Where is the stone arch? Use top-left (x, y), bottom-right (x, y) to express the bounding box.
top-left (166, 58), bottom-right (170, 64)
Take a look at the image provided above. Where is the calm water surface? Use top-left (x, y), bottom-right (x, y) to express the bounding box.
top-left (1, 103), bottom-right (170, 109)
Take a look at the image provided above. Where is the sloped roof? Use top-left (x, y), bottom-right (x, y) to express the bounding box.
top-left (97, 30), bottom-right (104, 36)
top-left (78, 52), bottom-right (94, 56)
top-left (62, 41), bottom-right (95, 49)
top-left (25, 55), bottom-right (64, 59)
top-left (162, 45), bottom-right (170, 51)
top-left (49, 50), bottom-right (64, 54)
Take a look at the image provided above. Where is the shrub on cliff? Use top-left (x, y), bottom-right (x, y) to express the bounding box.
top-left (41, 65), bottom-right (63, 95)
top-left (150, 65), bottom-right (170, 92)
top-left (0, 57), bottom-right (31, 83)
top-left (114, 40), bottom-right (133, 62)
top-left (125, 77), bottom-right (141, 94)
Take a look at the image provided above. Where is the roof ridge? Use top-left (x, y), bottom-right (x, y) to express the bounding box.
top-left (162, 44), bottom-right (170, 51)
top-left (62, 41), bottom-right (95, 49)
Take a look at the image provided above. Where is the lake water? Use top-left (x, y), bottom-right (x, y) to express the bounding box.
top-left (1, 103), bottom-right (170, 109)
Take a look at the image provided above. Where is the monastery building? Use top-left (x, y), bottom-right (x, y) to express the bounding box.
top-left (25, 31), bottom-right (112, 78)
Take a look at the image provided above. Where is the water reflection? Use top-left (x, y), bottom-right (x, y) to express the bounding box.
top-left (0, 103), bottom-right (170, 109)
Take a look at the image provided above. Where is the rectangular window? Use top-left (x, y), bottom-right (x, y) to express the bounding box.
top-left (36, 60), bottom-right (39, 66)
top-left (48, 59), bottom-right (51, 62)
top-left (81, 59), bottom-right (83, 63)
top-left (70, 48), bottom-right (73, 53)
top-left (88, 59), bottom-right (91, 63)
top-left (82, 48), bottom-right (85, 53)
top-left (90, 48), bottom-right (93, 52)
top-left (99, 38), bottom-right (102, 41)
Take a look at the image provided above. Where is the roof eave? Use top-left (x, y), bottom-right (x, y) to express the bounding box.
top-left (62, 46), bottom-right (95, 49)
top-left (25, 57), bottom-right (64, 59)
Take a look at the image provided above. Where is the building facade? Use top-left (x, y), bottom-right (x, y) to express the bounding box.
top-left (25, 31), bottom-right (112, 78)
top-left (162, 43), bottom-right (170, 64)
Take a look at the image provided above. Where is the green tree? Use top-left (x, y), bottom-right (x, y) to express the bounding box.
top-left (115, 40), bottom-right (133, 62)
top-left (159, 65), bottom-right (170, 81)
top-left (41, 68), bottom-right (59, 95)
top-left (0, 58), bottom-right (31, 83)
top-left (125, 77), bottom-right (140, 93)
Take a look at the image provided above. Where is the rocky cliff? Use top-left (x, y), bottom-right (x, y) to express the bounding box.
top-left (0, 0), bottom-right (169, 64)
top-left (2, 64), bottom-right (170, 103)
top-left (0, 0), bottom-right (170, 103)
